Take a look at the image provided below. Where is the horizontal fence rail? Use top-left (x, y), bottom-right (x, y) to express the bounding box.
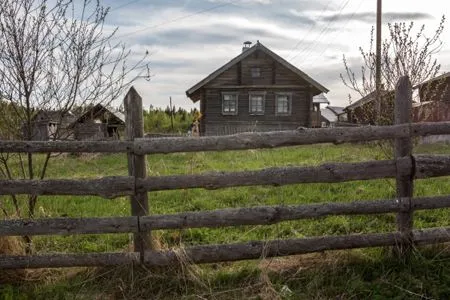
top-left (1, 195), bottom-right (450, 237)
top-left (0, 122), bottom-right (449, 154)
top-left (2, 226), bottom-right (450, 269)
top-left (0, 155), bottom-right (448, 196)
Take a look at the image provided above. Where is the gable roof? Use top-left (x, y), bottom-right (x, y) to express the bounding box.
top-left (327, 106), bottom-right (345, 115)
top-left (345, 90), bottom-right (393, 111)
top-left (313, 93), bottom-right (330, 104)
top-left (69, 104), bottom-right (125, 128)
top-left (321, 107), bottom-right (338, 123)
top-left (413, 72), bottom-right (450, 89)
top-left (186, 41), bottom-right (328, 101)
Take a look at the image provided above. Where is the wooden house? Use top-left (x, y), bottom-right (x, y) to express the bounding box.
top-left (29, 104), bottom-right (125, 141)
top-left (30, 110), bottom-right (76, 141)
top-left (344, 90), bottom-right (394, 125)
top-left (414, 72), bottom-right (450, 103)
top-left (185, 41), bottom-right (328, 135)
top-left (70, 104), bottom-right (125, 140)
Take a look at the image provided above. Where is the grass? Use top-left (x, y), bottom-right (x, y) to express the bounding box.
top-left (1, 142), bottom-right (450, 299)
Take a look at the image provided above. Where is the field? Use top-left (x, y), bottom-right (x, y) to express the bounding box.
top-left (1, 142), bottom-right (450, 299)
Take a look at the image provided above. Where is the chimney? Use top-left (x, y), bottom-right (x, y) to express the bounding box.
top-left (242, 41), bottom-right (252, 52)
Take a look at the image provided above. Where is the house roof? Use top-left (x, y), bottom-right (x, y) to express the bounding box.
top-left (70, 104), bottom-right (125, 127)
top-left (413, 72), bottom-right (450, 89)
top-left (313, 93), bottom-right (330, 104)
top-left (327, 106), bottom-right (345, 115)
top-left (345, 90), bottom-right (393, 111)
top-left (186, 41), bottom-right (329, 101)
top-left (32, 110), bottom-right (77, 124)
top-left (321, 107), bottom-right (338, 123)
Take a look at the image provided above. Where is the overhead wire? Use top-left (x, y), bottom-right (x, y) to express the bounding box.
top-left (286, 0), bottom-right (334, 60)
top-left (289, 0), bottom-right (352, 63)
top-left (111, 1), bottom-right (236, 41)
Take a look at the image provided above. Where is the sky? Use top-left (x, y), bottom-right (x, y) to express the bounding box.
top-left (100, 0), bottom-right (450, 110)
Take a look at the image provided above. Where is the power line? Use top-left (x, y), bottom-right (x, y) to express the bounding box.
top-left (286, 0), bottom-right (334, 60)
top-left (306, 0), bottom-right (364, 66)
top-left (111, 1), bottom-right (236, 41)
top-left (289, 0), bottom-right (351, 63)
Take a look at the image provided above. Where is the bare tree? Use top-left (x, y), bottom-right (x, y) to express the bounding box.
top-left (341, 16), bottom-right (446, 124)
top-left (0, 0), bottom-right (148, 248)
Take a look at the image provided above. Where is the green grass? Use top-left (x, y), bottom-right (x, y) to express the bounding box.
top-left (1, 142), bottom-right (450, 299)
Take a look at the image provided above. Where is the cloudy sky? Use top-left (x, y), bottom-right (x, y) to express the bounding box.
top-left (100, 0), bottom-right (450, 109)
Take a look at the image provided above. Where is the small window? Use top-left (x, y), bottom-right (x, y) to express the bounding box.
top-left (251, 67), bottom-right (261, 78)
top-left (48, 122), bottom-right (58, 138)
top-left (222, 93), bottom-right (238, 115)
top-left (249, 92), bottom-right (265, 115)
top-left (276, 93), bottom-right (292, 115)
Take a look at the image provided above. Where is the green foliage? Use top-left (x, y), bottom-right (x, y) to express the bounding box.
top-left (143, 106), bottom-right (197, 134)
top-left (1, 143), bottom-right (450, 298)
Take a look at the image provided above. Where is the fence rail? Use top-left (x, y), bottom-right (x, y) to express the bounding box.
top-left (0, 122), bottom-right (449, 154)
top-left (1, 195), bottom-right (450, 236)
top-left (1, 77), bottom-right (450, 269)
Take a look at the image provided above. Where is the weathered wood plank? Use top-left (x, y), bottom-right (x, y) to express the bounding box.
top-left (0, 176), bottom-right (134, 198)
top-left (0, 122), bottom-right (449, 154)
top-left (0, 217), bottom-right (138, 236)
top-left (142, 226), bottom-right (450, 266)
top-left (2, 227), bottom-right (450, 269)
top-left (0, 140), bottom-right (133, 153)
top-left (124, 86), bottom-right (151, 253)
top-left (134, 122), bottom-right (450, 154)
top-left (138, 159), bottom-right (403, 191)
top-left (0, 252), bottom-right (139, 269)
top-left (1, 195), bottom-right (450, 236)
top-left (394, 76), bottom-right (414, 254)
top-left (415, 155), bottom-right (450, 178)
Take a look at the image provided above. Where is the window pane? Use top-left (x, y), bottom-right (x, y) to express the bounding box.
top-left (251, 67), bottom-right (261, 78)
top-left (223, 94), bottom-right (237, 114)
top-left (277, 95), bottom-right (289, 114)
top-left (250, 95), bottom-right (264, 113)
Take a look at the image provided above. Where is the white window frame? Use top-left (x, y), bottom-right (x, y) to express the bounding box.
top-left (222, 92), bottom-right (238, 115)
top-left (249, 92), bottom-right (266, 115)
top-left (275, 92), bottom-right (292, 116)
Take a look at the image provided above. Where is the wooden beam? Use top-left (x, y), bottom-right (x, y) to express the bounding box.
top-left (124, 87), bottom-right (151, 253)
top-left (3, 227), bottom-right (450, 269)
top-left (0, 176), bottom-right (134, 198)
top-left (2, 195), bottom-right (450, 236)
top-left (0, 122), bottom-right (450, 154)
top-left (138, 158), bottom-right (403, 191)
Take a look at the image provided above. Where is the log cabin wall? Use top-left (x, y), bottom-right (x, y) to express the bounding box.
top-left (200, 49), bottom-right (313, 135)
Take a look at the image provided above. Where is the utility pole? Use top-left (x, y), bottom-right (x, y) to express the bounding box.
top-left (375, 0), bottom-right (382, 121)
top-left (169, 96), bottom-right (174, 131)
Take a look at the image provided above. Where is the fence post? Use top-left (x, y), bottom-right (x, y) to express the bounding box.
top-left (124, 86), bottom-right (151, 254)
top-left (394, 76), bottom-right (414, 255)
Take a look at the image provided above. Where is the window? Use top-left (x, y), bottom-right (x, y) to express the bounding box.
top-left (249, 92), bottom-right (265, 115)
top-left (251, 67), bottom-right (261, 78)
top-left (48, 122), bottom-right (58, 138)
top-left (275, 93), bottom-right (292, 115)
top-left (222, 93), bottom-right (238, 115)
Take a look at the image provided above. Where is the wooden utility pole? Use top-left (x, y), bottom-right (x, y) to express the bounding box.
top-left (375, 0), bottom-right (382, 120)
top-left (169, 96), bottom-right (174, 131)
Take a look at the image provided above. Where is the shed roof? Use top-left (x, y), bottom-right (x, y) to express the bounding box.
top-left (413, 72), bottom-right (450, 89)
top-left (321, 107), bottom-right (338, 123)
top-left (186, 41), bottom-right (328, 101)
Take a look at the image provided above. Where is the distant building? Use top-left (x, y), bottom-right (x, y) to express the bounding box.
top-left (29, 104), bottom-right (125, 141)
top-left (185, 41), bottom-right (329, 135)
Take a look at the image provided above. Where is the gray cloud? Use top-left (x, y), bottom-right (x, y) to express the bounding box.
top-left (321, 12), bottom-right (433, 23)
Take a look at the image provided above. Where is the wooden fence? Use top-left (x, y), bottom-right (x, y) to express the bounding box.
top-left (1, 77), bottom-right (450, 269)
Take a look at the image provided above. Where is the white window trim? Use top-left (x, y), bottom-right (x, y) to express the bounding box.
top-left (275, 92), bottom-right (292, 116)
top-left (248, 91), bottom-right (266, 115)
top-left (221, 92), bottom-right (239, 116)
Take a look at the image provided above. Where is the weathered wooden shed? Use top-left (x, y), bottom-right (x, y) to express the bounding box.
top-left (70, 104), bottom-right (125, 140)
top-left (185, 41), bottom-right (328, 135)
